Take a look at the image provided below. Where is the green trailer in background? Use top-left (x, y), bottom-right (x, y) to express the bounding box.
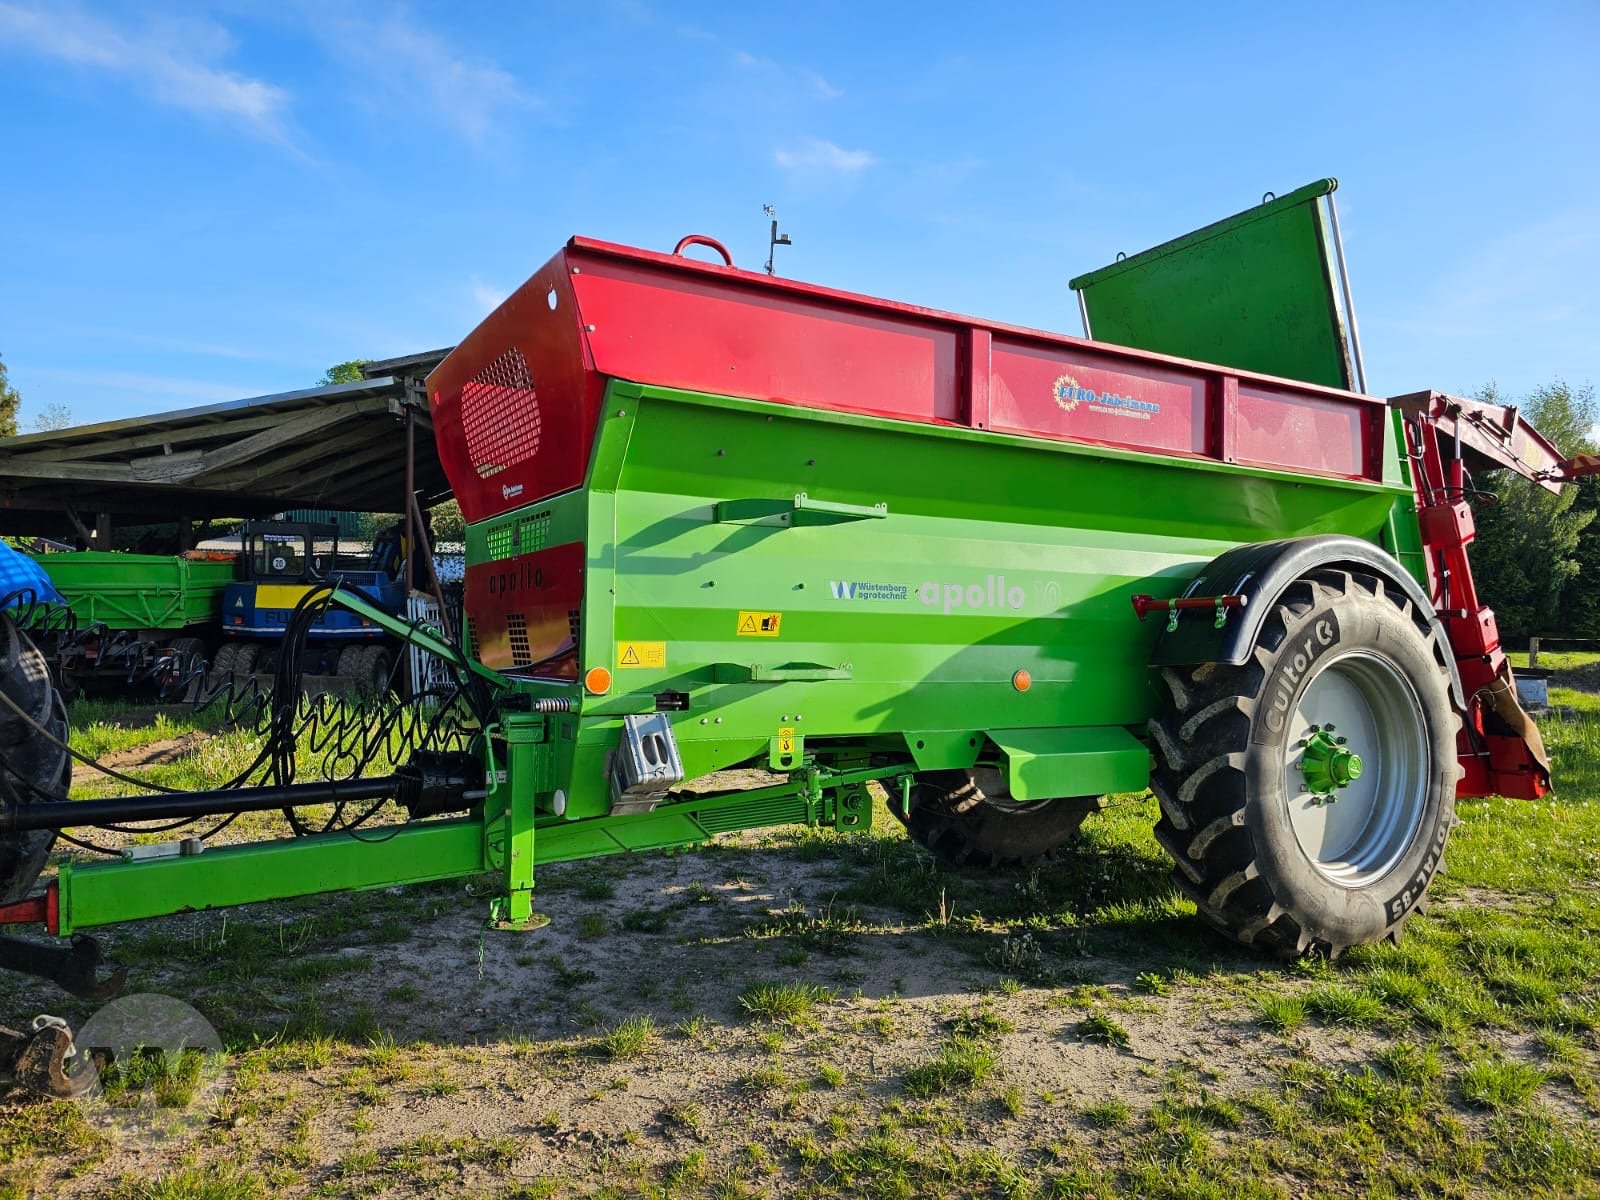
top-left (32, 551), bottom-right (236, 691)
top-left (37, 552), bottom-right (235, 632)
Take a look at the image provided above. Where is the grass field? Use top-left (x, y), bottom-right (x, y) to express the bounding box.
top-left (0, 673), bottom-right (1595, 1198)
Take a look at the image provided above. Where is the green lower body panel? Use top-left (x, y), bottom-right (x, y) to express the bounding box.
top-left (987, 726), bottom-right (1150, 800)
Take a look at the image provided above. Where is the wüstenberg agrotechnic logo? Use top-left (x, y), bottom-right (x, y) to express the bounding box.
top-left (1052, 373), bottom-right (1160, 421)
top-left (830, 576), bottom-right (1026, 614)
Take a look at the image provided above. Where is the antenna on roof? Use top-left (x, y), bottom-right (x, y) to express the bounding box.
top-left (763, 205), bottom-right (792, 276)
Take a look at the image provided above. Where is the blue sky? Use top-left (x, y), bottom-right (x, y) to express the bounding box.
top-left (1, 1), bottom-right (1596, 431)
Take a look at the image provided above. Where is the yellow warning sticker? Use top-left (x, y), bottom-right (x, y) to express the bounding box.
top-left (737, 610), bottom-right (783, 637)
top-left (777, 726), bottom-right (796, 754)
top-left (616, 641), bottom-right (667, 669)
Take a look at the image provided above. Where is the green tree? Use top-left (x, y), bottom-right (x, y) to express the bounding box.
top-left (31, 403), bottom-right (72, 432)
top-left (0, 353), bottom-right (20, 437)
top-left (320, 359), bottom-right (370, 385)
top-left (1565, 472), bottom-right (1600, 639)
top-left (1468, 381), bottom-right (1598, 640)
top-left (429, 498), bottom-right (465, 544)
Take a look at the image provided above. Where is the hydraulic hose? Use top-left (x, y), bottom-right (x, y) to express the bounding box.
top-left (0, 777), bottom-right (399, 835)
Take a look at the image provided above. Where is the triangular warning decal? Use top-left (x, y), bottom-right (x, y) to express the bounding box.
top-left (738, 615), bottom-right (758, 633)
top-left (234, 597), bottom-right (245, 608)
top-left (621, 645), bottom-right (641, 665)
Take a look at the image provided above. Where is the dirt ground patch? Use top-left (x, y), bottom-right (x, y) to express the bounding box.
top-left (70, 730), bottom-right (212, 786)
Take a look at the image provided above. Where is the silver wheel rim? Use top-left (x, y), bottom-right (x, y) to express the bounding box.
top-left (1283, 650), bottom-right (1430, 887)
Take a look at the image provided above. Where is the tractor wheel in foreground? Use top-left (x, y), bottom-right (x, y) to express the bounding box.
top-left (904, 767), bottom-right (1098, 868)
top-left (1149, 568), bottom-right (1460, 958)
top-left (0, 614), bottom-right (69, 904)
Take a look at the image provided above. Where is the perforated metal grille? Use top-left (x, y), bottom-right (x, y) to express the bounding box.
top-left (694, 795), bottom-right (809, 834)
top-left (567, 609), bottom-right (581, 652)
top-left (506, 612), bottom-right (531, 666)
top-left (464, 616), bottom-right (479, 660)
top-left (485, 526), bottom-right (513, 560)
top-left (515, 513), bottom-right (551, 553)
top-left (462, 347), bottom-right (541, 480)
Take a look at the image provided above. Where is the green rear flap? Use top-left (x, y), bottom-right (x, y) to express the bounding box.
top-left (1069, 179), bottom-right (1354, 389)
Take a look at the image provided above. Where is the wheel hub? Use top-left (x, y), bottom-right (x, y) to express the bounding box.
top-left (1283, 652), bottom-right (1429, 888)
top-left (1299, 725), bottom-right (1363, 802)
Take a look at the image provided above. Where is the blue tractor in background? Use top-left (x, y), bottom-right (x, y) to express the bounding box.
top-left (212, 521), bottom-right (407, 694)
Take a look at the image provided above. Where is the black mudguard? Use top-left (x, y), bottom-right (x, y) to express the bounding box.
top-left (1148, 535), bottom-right (1466, 709)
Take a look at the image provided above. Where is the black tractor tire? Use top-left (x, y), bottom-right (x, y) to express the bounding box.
top-left (358, 645), bottom-right (394, 697)
top-left (167, 635), bottom-right (208, 665)
top-left (335, 645), bottom-right (365, 680)
top-left (208, 641), bottom-right (259, 687)
top-left (1149, 568), bottom-right (1460, 959)
top-left (162, 635), bottom-right (207, 675)
top-left (903, 766), bottom-right (1098, 868)
top-left (0, 614), bottom-right (69, 904)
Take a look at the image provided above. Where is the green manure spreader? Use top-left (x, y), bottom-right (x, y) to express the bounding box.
top-left (0, 185), bottom-right (1594, 1089)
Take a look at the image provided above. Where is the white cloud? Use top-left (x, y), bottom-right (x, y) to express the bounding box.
top-left (806, 71), bottom-right (843, 101)
top-left (774, 137), bottom-right (876, 174)
top-left (28, 366), bottom-right (266, 404)
top-left (298, 6), bottom-right (533, 144)
top-left (0, 2), bottom-right (293, 143)
top-left (684, 28), bottom-right (842, 101)
top-left (1393, 210), bottom-right (1599, 341)
top-left (66, 325), bottom-right (269, 362)
top-left (469, 277), bottom-right (510, 316)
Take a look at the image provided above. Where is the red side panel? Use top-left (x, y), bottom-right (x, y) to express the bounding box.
top-left (573, 252), bottom-right (962, 425)
top-left (1236, 384), bottom-right (1364, 477)
top-left (428, 236), bottom-right (1394, 528)
top-left (429, 251), bottom-right (601, 525)
top-left (987, 340), bottom-right (1208, 455)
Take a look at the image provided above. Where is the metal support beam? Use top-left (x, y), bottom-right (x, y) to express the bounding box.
top-left (57, 819), bottom-right (485, 935)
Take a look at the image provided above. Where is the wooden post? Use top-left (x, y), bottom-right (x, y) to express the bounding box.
top-left (94, 511), bottom-right (111, 549)
top-left (407, 490), bottom-right (454, 642)
top-left (403, 406), bottom-right (416, 594)
top-left (1528, 636), bottom-right (1540, 668)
